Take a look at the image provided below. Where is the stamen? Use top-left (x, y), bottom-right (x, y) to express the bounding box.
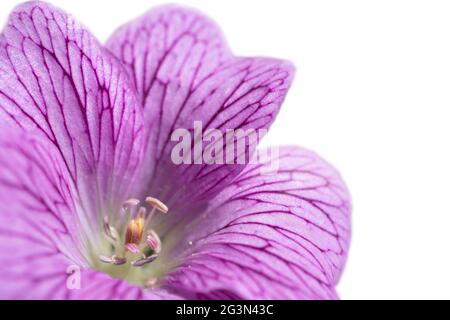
top-left (137, 206), bottom-right (146, 219)
top-left (99, 255), bottom-right (127, 265)
top-left (98, 196), bottom-right (166, 271)
top-left (103, 216), bottom-right (118, 241)
top-left (122, 198), bottom-right (140, 210)
top-left (145, 197), bottom-right (169, 214)
top-left (131, 254), bottom-right (158, 267)
top-left (122, 199), bottom-right (140, 231)
top-left (146, 230), bottom-right (162, 254)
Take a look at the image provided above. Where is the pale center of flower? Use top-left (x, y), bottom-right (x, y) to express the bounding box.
top-left (93, 196), bottom-right (169, 288)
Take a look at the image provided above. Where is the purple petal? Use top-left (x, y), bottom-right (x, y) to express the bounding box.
top-left (0, 1), bottom-right (145, 218)
top-left (67, 270), bottom-right (181, 300)
top-left (164, 146), bottom-right (351, 300)
top-left (0, 129), bottom-right (180, 299)
top-left (106, 5), bottom-right (295, 208)
top-left (0, 129), bottom-right (79, 299)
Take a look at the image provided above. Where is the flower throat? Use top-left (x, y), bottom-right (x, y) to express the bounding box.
top-left (95, 196), bottom-right (168, 288)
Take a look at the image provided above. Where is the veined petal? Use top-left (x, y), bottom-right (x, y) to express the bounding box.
top-left (107, 5), bottom-right (295, 207)
top-left (0, 129), bottom-right (80, 299)
top-left (0, 1), bottom-right (145, 219)
top-left (0, 129), bottom-right (180, 300)
top-left (67, 270), bottom-right (181, 300)
top-left (164, 146), bottom-right (351, 300)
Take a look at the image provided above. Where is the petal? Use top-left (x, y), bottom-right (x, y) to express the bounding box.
top-left (0, 129), bottom-right (180, 299)
top-left (164, 146), bottom-right (351, 300)
top-left (106, 5), bottom-right (294, 207)
top-left (67, 270), bottom-right (182, 300)
top-left (0, 1), bottom-right (145, 219)
top-left (0, 129), bottom-right (80, 299)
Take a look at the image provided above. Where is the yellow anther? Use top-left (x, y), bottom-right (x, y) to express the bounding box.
top-left (125, 217), bottom-right (145, 246)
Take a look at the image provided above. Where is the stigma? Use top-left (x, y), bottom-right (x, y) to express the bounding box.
top-left (99, 196), bottom-right (167, 268)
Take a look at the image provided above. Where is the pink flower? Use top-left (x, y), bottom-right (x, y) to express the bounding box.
top-left (0, 1), bottom-right (351, 299)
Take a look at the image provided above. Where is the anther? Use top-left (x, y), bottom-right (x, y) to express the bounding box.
top-left (146, 230), bottom-right (162, 254)
top-left (103, 216), bottom-right (118, 241)
top-left (131, 254), bottom-right (158, 267)
top-left (122, 198), bottom-right (140, 210)
top-left (99, 255), bottom-right (127, 266)
top-left (145, 197), bottom-right (169, 214)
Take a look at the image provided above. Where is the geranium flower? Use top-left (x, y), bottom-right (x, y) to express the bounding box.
top-left (0, 1), bottom-right (351, 299)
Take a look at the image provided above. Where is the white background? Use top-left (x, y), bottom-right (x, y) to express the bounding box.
top-left (1, 0), bottom-right (450, 300)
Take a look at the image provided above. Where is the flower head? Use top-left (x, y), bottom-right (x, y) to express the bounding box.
top-left (0, 1), bottom-right (351, 299)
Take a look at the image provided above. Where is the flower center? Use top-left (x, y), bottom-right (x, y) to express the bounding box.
top-left (95, 196), bottom-right (168, 288)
